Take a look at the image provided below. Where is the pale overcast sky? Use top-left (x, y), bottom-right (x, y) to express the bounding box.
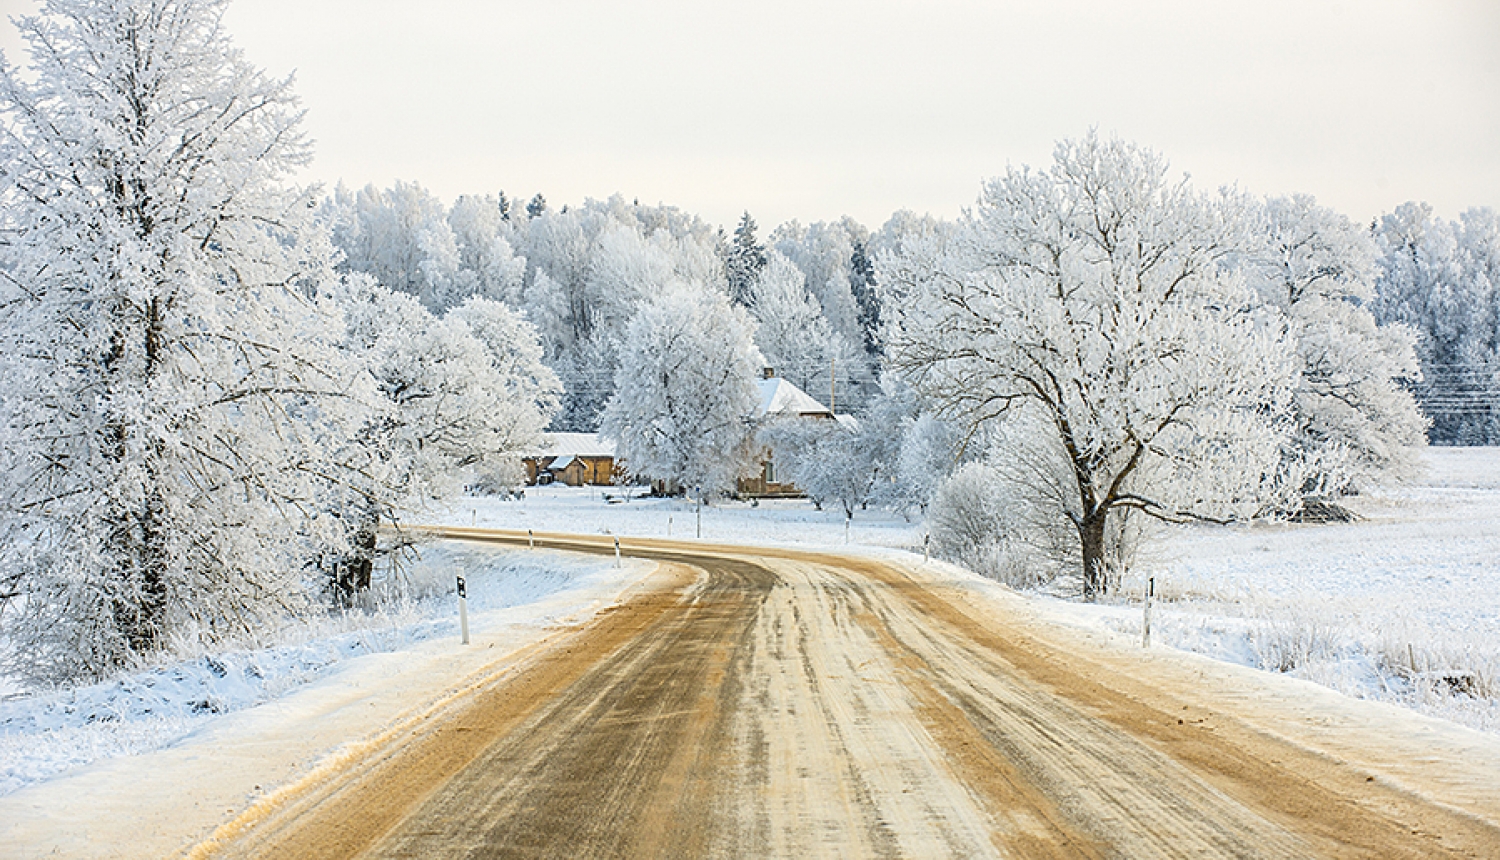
top-left (3, 0), bottom-right (1497, 231)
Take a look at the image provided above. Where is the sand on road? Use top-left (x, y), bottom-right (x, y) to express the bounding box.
top-left (194, 530), bottom-right (1500, 859)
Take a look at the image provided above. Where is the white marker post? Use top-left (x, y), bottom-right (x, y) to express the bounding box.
top-left (457, 575), bottom-right (470, 646)
top-left (1142, 576), bottom-right (1154, 648)
top-left (695, 487), bottom-right (702, 539)
top-left (924, 533), bottom-right (930, 564)
top-left (668, 515), bottom-right (673, 538)
top-left (614, 536), bottom-right (621, 568)
top-left (528, 528), bottom-right (534, 549)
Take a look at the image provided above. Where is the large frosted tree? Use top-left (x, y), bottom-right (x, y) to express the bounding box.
top-left (0, 0), bottom-right (362, 682)
top-left (884, 134), bottom-right (1296, 598)
top-left (601, 286), bottom-right (764, 495)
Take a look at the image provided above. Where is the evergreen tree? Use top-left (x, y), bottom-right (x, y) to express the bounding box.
top-left (849, 239), bottom-right (882, 358)
top-left (725, 211), bottom-right (768, 306)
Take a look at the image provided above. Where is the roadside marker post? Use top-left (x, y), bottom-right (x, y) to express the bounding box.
top-left (614, 536), bottom-right (621, 568)
top-left (528, 528), bottom-right (534, 549)
top-left (668, 515), bottom-right (673, 538)
top-left (924, 533), bottom-right (930, 564)
top-left (696, 487), bottom-right (702, 539)
top-left (1142, 576), bottom-right (1154, 648)
top-left (457, 575), bottom-right (470, 645)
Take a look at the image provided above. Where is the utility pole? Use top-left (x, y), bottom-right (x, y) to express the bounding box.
top-left (829, 355), bottom-right (836, 414)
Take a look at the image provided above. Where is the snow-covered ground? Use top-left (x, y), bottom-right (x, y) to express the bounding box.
top-left (435, 482), bottom-right (927, 550)
top-left (431, 449), bottom-right (1500, 735)
top-left (0, 547), bottom-right (650, 798)
top-left (2, 446), bottom-right (1495, 807)
top-left (1100, 446), bottom-right (1500, 734)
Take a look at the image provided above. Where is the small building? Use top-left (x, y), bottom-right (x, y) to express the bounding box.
top-left (522, 432), bottom-right (620, 487)
top-left (738, 368), bottom-right (840, 497)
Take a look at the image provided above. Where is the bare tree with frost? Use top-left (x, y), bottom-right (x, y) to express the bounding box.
top-left (601, 287), bottom-right (764, 495)
top-left (883, 134), bottom-right (1297, 599)
top-left (0, 0), bottom-right (366, 682)
top-left (326, 281), bottom-right (558, 604)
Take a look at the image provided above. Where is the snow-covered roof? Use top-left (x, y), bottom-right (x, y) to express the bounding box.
top-left (755, 377), bottom-right (833, 420)
top-left (548, 454), bottom-right (576, 470)
top-left (524, 432), bottom-right (615, 458)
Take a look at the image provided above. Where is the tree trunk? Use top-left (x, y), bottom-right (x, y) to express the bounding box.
top-left (334, 514), bottom-right (378, 608)
top-left (1078, 509), bottom-right (1109, 601)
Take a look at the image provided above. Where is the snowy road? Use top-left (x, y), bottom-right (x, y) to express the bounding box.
top-left (199, 529), bottom-right (1500, 859)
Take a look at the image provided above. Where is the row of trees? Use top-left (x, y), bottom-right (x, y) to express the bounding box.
top-left (1372, 204), bottom-right (1500, 444)
top-left (0, 0), bottom-right (559, 684)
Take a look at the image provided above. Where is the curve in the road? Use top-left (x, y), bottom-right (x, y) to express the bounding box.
top-left (198, 529), bottom-right (1500, 859)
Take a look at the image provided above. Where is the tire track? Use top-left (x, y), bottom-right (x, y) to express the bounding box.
top-left (197, 530), bottom-right (1500, 859)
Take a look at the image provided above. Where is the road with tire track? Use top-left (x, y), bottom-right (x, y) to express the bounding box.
top-left (197, 528), bottom-right (1500, 859)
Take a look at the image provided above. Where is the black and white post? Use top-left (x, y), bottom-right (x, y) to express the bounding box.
top-left (614, 535), bottom-right (621, 568)
top-left (457, 574), bottom-right (470, 646)
top-left (528, 528), bottom-right (534, 549)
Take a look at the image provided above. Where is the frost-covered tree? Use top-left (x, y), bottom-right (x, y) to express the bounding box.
top-left (0, 0), bottom-right (365, 682)
top-left (760, 417), bottom-right (874, 521)
top-left (326, 181), bottom-right (508, 313)
top-left (1373, 203), bottom-right (1500, 445)
top-left (890, 413), bottom-right (964, 516)
top-left (771, 217), bottom-right (869, 364)
top-left (1241, 195), bottom-right (1426, 499)
top-left (509, 196), bottom-right (727, 429)
top-left (748, 251), bottom-right (858, 396)
top-left (601, 287), bottom-right (764, 495)
top-left (884, 133), bottom-right (1297, 599)
top-left (448, 194), bottom-right (527, 305)
top-left (326, 281), bottom-right (557, 603)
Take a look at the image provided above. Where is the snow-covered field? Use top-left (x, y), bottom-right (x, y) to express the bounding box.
top-left (1101, 446), bottom-right (1500, 734)
top-left (435, 482), bottom-right (927, 550)
top-left (432, 449), bottom-right (1500, 735)
top-left (0, 547), bottom-right (650, 798)
top-left (2, 446), bottom-right (1496, 803)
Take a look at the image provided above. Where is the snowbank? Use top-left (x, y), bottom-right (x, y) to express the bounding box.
top-left (0, 545), bottom-right (649, 798)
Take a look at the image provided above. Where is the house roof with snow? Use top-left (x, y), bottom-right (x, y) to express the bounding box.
top-left (754, 375), bottom-right (834, 420)
top-left (523, 432), bottom-right (616, 459)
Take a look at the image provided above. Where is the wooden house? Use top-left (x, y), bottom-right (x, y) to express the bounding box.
top-left (738, 368), bottom-right (839, 498)
top-left (522, 433), bottom-right (621, 487)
